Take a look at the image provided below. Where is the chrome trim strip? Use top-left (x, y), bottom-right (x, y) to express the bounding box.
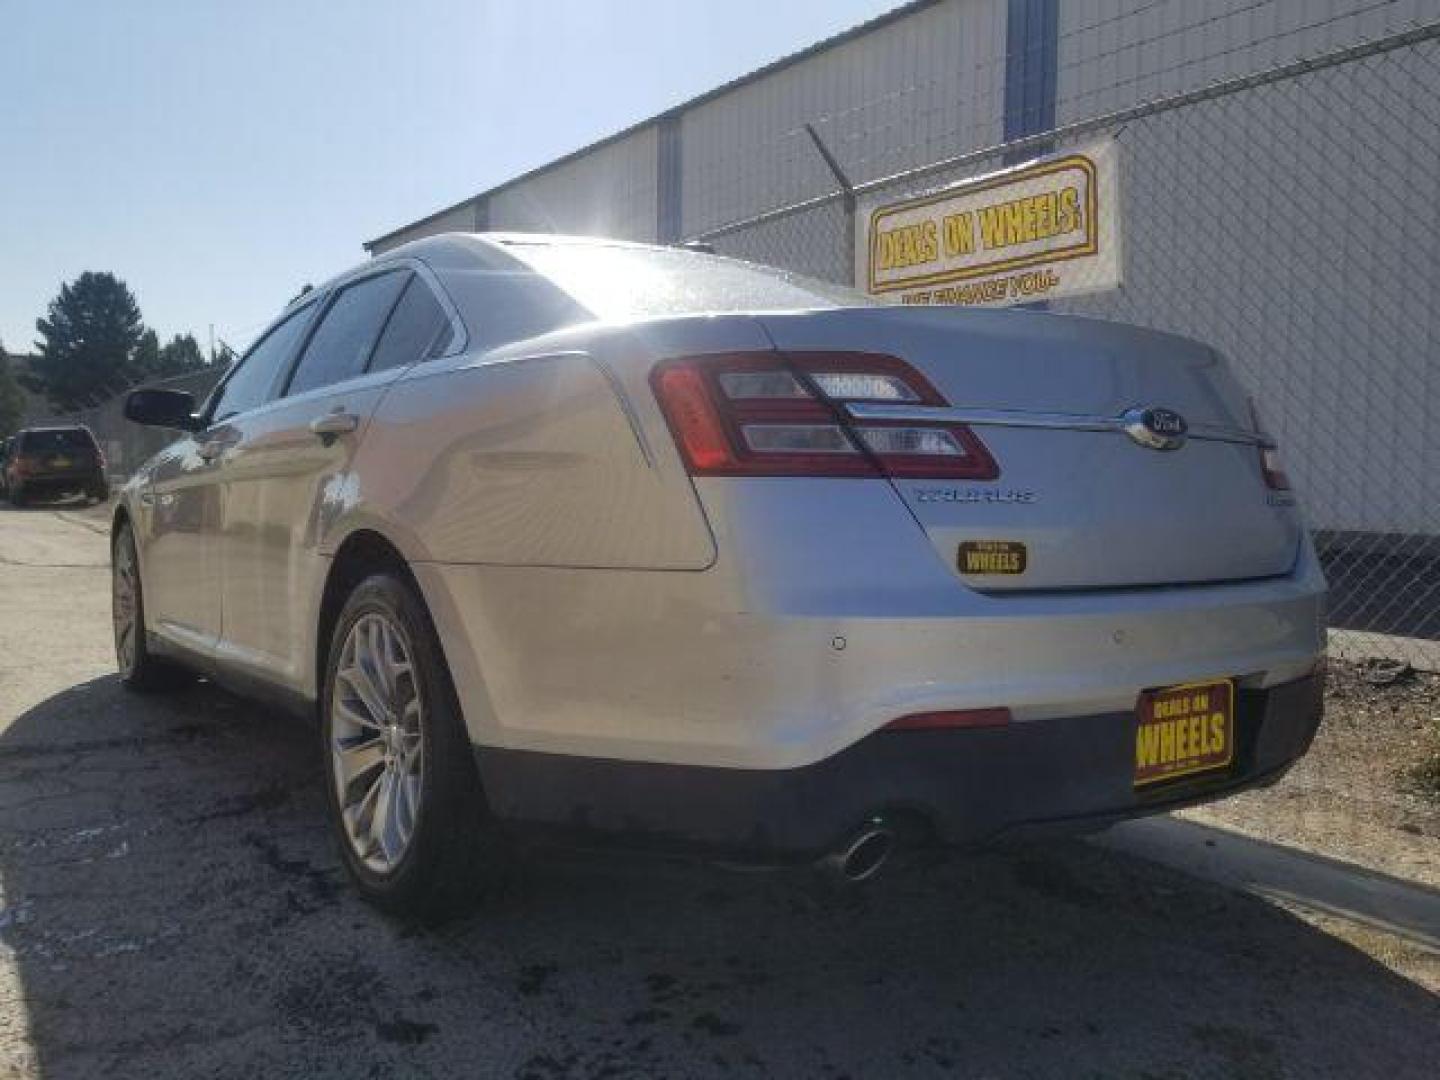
top-left (456, 349), bottom-right (590, 373)
top-left (843, 403), bottom-right (1271, 447)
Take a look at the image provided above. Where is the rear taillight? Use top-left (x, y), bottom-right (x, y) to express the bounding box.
top-left (1248, 399), bottom-right (1290, 491)
top-left (11, 455), bottom-right (38, 476)
top-left (650, 352), bottom-right (998, 480)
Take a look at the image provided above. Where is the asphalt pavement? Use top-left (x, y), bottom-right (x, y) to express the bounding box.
top-left (1, 500), bottom-right (1437, 1079)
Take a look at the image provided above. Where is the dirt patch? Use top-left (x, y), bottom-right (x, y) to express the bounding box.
top-left (1319, 659), bottom-right (1440, 815)
top-left (1400, 717), bottom-right (1440, 801)
top-left (1185, 659), bottom-right (1440, 886)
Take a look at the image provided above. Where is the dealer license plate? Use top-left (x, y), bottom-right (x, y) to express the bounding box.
top-left (1134, 679), bottom-right (1235, 787)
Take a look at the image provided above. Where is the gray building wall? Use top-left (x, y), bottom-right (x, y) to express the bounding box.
top-left (490, 126), bottom-right (659, 241)
top-left (1055, 0), bottom-right (1438, 122)
top-left (369, 0), bottom-right (1440, 260)
top-left (679, 0), bottom-right (1006, 236)
top-left (1049, 0), bottom-right (1440, 536)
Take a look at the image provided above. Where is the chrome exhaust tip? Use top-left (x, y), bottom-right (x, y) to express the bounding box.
top-left (824, 824), bottom-right (896, 884)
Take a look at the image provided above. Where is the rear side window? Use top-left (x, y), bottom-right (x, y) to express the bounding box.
top-left (20, 429), bottom-right (96, 452)
top-left (286, 271), bottom-right (409, 396)
top-left (212, 306), bottom-right (315, 422)
top-left (367, 276), bottom-right (454, 373)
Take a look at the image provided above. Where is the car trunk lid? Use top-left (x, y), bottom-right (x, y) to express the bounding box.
top-left (759, 307), bottom-right (1301, 591)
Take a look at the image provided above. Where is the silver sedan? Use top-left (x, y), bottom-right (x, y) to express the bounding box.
top-left (114, 234), bottom-right (1326, 915)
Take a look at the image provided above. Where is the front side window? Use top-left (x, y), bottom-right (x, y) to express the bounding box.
top-left (210, 305), bottom-right (315, 422)
top-left (367, 275), bottom-right (454, 373)
top-left (286, 271), bottom-right (409, 397)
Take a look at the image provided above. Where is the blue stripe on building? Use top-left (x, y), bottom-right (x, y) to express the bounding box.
top-left (1003, 0), bottom-right (1059, 148)
top-left (1002, 0), bottom-right (1059, 309)
top-left (657, 115), bottom-right (683, 244)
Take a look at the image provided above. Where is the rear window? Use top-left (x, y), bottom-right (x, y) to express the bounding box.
top-left (433, 268), bottom-right (590, 352)
top-left (286, 270), bottom-right (410, 396)
top-left (367, 275), bottom-right (454, 373)
top-left (504, 242), bottom-right (879, 320)
top-left (20, 429), bottom-right (95, 452)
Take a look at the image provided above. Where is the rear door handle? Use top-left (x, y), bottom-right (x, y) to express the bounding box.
top-left (310, 411), bottom-right (360, 438)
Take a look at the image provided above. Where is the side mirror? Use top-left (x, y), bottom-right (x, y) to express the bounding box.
top-left (125, 388), bottom-right (199, 431)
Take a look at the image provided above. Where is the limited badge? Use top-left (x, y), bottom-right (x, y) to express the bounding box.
top-left (957, 540), bottom-right (1027, 575)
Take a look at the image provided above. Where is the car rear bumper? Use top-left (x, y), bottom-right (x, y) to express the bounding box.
top-left (476, 668), bottom-right (1324, 860)
top-left (419, 525), bottom-right (1326, 771)
top-left (13, 469), bottom-right (104, 488)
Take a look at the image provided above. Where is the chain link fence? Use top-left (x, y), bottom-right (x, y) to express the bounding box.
top-left (691, 19), bottom-right (1440, 672)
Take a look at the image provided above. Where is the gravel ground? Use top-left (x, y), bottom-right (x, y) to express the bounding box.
top-left (1186, 660), bottom-right (1440, 888)
top-left (2, 499), bottom-right (1438, 1079)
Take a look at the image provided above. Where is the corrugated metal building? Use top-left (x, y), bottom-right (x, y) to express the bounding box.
top-left (366, 0), bottom-right (1008, 256)
top-left (367, 0), bottom-right (1438, 262)
top-left (367, 0), bottom-right (1440, 646)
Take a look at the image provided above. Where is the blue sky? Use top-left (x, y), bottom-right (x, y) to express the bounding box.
top-left (0, 0), bottom-right (896, 354)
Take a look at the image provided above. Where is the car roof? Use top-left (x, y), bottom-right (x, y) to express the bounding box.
top-left (258, 231), bottom-right (725, 351)
top-left (284, 232), bottom-right (671, 310)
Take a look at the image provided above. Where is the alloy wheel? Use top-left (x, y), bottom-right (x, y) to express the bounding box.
top-left (330, 613), bottom-right (425, 873)
top-left (112, 539), bottom-right (138, 676)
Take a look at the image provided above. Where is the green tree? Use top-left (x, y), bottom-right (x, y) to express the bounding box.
top-left (0, 342), bottom-right (26, 438)
top-left (28, 272), bottom-right (144, 411)
top-left (155, 333), bottom-right (208, 377)
top-left (133, 328), bottom-right (161, 379)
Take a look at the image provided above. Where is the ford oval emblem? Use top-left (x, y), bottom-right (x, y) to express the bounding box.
top-left (1122, 406), bottom-right (1188, 451)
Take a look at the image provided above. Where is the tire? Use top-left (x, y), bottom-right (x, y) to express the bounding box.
top-left (322, 572), bottom-right (508, 919)
top-left (88, 477), bottom-right (109, 503)
top-left (112, 522), bottom-right (190, 691)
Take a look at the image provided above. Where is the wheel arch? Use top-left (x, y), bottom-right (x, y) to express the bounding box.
top-left (315, 528), bottom-right (418, 700)
top-left (314, 525), bottom-right (498, 747)
top-left (110, 503), bottom-right (131, 546)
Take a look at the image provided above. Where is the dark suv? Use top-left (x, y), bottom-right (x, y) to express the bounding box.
top-left (3, 426), bottom-right (109, 506)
